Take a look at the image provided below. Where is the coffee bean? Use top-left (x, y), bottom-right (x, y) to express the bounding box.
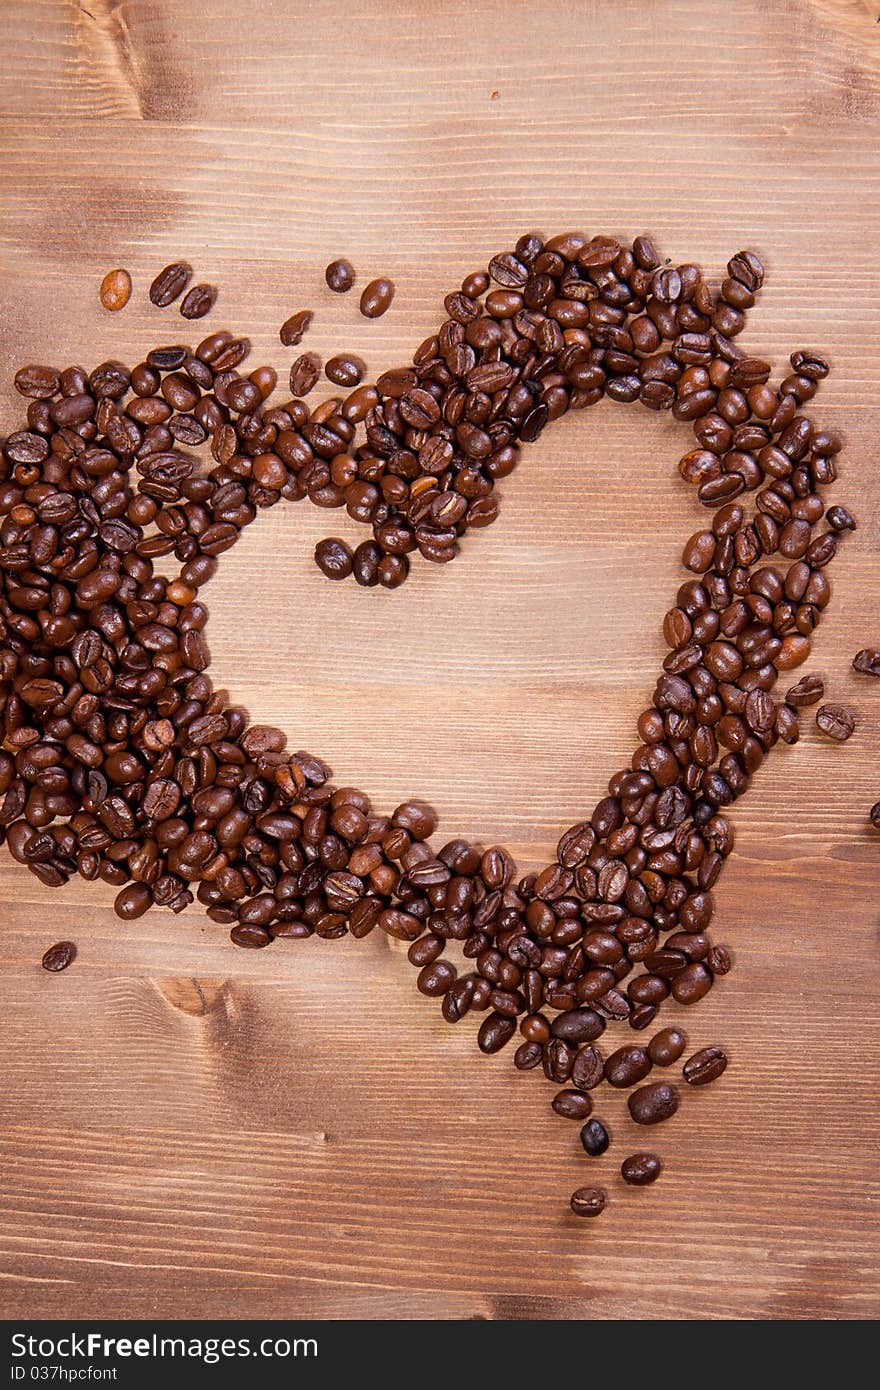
top-left (41, 941), bottom-right (76, 972)
top-left (326, 354), bottom-right (365, 387)
top-left (289, 352), bottom-right (321, 396)
top-left (571, 1044), bottom-right (604, 1090)
top-left (870, 802), bottom-right (880, 830)
top-left (621, 1152), bottom-right (662, 1186)
top-left (478, 1011), bottom-right (517, 1054)
top-left (280, 310), bottom-right (314, 346)
top-left (14, 364), bottom-right (60, 399)
top-left (552, 1089), bottom-right (593, 1120)
top-left (604, 1045), bottom-right (652, 1088)
top-left (628, 1082), bottom-right (679, 1125)
top-left (325, 259), bottom-right (356, 292)
top-left (579, 1118), bottom-right (610, 1156)
top-left (570, 1186), bottom-right (606, 1217)
top-left (360, 277), bottom-right (395, 318)
top-left (180, 284), bottom-right (218, 320)
top-left (100, 268), bottom-right (132, 311)
top-left (816, 703), bottom-right (855, 741)
top-left (149, 261), bottom-right (193, 307)
top-left (786, 673), bottom-right (824, 707)
top-left (852, 649), bottom-right (880, 679)
top-left (683, 1045), bottom-right (728, 1086)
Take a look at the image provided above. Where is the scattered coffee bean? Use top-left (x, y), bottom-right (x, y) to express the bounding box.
top-left (289, 351), bottom-right (322, 396)
top-left (570, 1186), bottom-right (606, 1218)
top-left (41, 941), bottom-right (77, 972)
top-left (325, 259), bottom-right (356, 293)
top-left (99, 268), bottom-right (132, 311)
top-left (552, 1089), bottom-right (593, 1120)
top-left (621, 1152), bottom-right (662, 1186)
top-left (180, 284), bottom-right (218, 320)
top-left (359, 276), bottom-right (395, 318)
top-left (647, 1027), bottom-right (687, 1067)
top-left (852, 649), bottom-right (880, 678)
top-left (279, 310), bottom-right (314, 346)
top-left (870, 802), bottom-right (880, 829)
top-left (326, 354), bottom-right (365, 387)
top-left (628, 1082), bottom-right (679, 1125)
top-left (786, 673), bottom-right (824, 707)
top-left (580, 1118), bottom-right (610, 1156)
top-left (314, 538), bottom-right (353, 580)
top-left (683, 1045), bottom-right (728, 1086)
top-left (816, 703), bottom-right (855, 741)
top-left (149, 260), bottom-right (193, 307)
top-left (604, 1045), bottom-right (652, 1089)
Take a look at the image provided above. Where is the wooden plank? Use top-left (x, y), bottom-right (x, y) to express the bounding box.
top-left (1, 0), bottom-right (879, 1321)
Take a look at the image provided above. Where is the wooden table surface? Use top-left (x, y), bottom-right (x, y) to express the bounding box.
top-left (1, 0), bottom-right (879, 1323)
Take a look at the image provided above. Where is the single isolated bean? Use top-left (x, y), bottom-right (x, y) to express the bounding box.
top-left (279, 310), bottom-right (314, 346)
top-left (683, 1046), bottom-right (728, 1086)
top-left (579, 1118), bottom-right (610, 1155)
top-left (360, 277), bottom-right (395, 318)
top-left (816, 703), bottom-right (855, 741)
top-left (180, 284), bottom-right (218, 320)
top-left (570, 1186), bottom-right (606, 1218)
top-left (41, 941), bottom-right (77, 972)
top-left (647, 1027), bottom-right (687, 1067)
top-left (100, 268), bottom-right (132, 311)
top-left (621, 1152), bottom-right (662, 1186)
top-left (852, 649), bottom-right (880, 679)
top-left (628, 1082), bottom-right (679, 1125)
top-left (325, 259), bottom-right (356, 293)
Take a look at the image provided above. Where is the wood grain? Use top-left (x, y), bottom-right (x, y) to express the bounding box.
top-left (1, 0), bottom-right (879, 1321)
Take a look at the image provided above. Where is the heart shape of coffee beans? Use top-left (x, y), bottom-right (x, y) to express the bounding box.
top-left (1, 232), bottom-right (851, 1207)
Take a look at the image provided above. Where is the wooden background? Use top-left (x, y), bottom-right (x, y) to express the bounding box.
top-left (1, 0), bottom-right (879, 1322)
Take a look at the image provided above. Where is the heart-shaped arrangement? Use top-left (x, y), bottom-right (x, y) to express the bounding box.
top-left (0, 232), bottom-right (852, 1214)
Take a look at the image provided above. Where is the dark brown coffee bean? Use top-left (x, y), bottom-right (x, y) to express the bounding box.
top-left (325, 259), bottom-right (355, 293)
top-left (870, 802), bottom-right (880, 830)
top-left (149, 261), bottom-right (193, 307)
top-left (570, 1186), bottom-right (606, 1217)
top-left (14, 364), bottom-right (60, 398)
top-left (180, 284), bottom-right (218, 320)
top-left (628, 1081), bottom-right (679, 1125)
top-left (478, 1011), bottom-right (517, 1054)
top-left (290, 352), bottom-right (321, 396)
top-left (100, 268), bottom-right (132, 311)
top-left (552, 1089), bottom-right (593, 1120)
top-left (326, 354), bottom-right (365, 387)
top-left (852, 649), bottom-right (880, 679)
top-left (786, 673), bottom-right (824, 707)
top-left (360, 277), bottom-right (395, 318)
top-left (621, 1152), bottom-right (662, 1186)
top-left (279, 310), bottom-right (314, 346)
top-left (571, 1044), bottom-right (604, 1090)
top-left (816, 703), bottom-right (855, 741)
top-left (41, 941), bottom-right (77, 972)
top-left (604, 1045), bottom-right (652, 1089)
top-left (683, 1045), bottom-right (728, 1086)
top-left (579, 1118), bottom-right (610, 1156)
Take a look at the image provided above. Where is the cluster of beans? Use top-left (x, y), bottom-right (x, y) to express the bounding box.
top-left (0, 235), bottom-right (851, 1112)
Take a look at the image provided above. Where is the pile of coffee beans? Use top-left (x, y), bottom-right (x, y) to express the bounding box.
top-left (1, 232), bottom-right (853, 1216)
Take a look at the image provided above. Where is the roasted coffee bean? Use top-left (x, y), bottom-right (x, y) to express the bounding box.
top-left (325, 259), bottom-right (356, 293)
top-left (683, 1045), bottom-right (728, 1085)
top-left (149, 261), bottom-right (193, 307)
top-left (571, 1045), bottom-right (604, 1091)
top-left (628, 1082), bottom-right (679, 1125)
top-left (478, 1011), bottom-right (517, 1054)
top-left (870, 802), bottom-right (880, 830)
top-left (279, 310), bottom-right (314, 346)
top-left (579, 1118), bottom-right (610, 1156)
top-left (180, 284), bottom-right (218, 320)
top-left (552, 1089), bottom-right (593, 1120)
top-left (326, 354), bottom-right (365, 387)
top-left (360, 277), bottom-right (395, 318)
top-left (816, 703), bottom-right (855, 741)
top-left (852, 649), bottom-right (880, 679)
top-left (100, 268), bottom-right (132, 311)
top-left (621, 1152), bottom-right (662, 1186)
top-left (290, 352), bottom-right (322, 396)
top-left (604, 1045), bottom-right (652, 1089)
top-left (41, 941), bottom-right (77, 972)
top-left (786, 673), bottom-right (824, 707)
top-left (569, 1186), bottom-right (606, 1217)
